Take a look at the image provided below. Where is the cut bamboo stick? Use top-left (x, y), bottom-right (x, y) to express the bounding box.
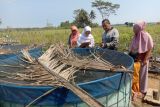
top-left (38, 60), bottom-right (105, 107)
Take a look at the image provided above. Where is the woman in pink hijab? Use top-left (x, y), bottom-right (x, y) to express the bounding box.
top-left (130, 21), bottom-right (154, 100)
top-left (68, 25), bottom-right (80, 48)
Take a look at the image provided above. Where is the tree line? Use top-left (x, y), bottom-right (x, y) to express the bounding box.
top-left (0, 0), bottom-right (120, 29)
top-left (60, 0), bottom-right (120, 28)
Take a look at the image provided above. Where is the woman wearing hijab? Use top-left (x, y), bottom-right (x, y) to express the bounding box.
top-left (130, 21), bottom-right (153, 100)
top-left (68, 25), bottom-right (80, 48)
top-left (77, 26), bottom-right (95, 48)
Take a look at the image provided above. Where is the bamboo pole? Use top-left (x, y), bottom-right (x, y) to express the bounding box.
top-left (25, 87), bottom-right (58, 107)
top-left (38, 60), bottom-right (105, 107)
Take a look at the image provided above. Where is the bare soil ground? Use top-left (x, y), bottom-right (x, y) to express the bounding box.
top-left (1, 49), bottom-right (160, 107)
top-left (132, 72), bottom-right (160, 107)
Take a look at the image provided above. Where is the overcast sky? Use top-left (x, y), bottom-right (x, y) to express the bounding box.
top-left (0, 0), bottom-right (160, 28)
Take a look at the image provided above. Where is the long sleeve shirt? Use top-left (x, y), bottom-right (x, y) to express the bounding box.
top-left (77, 34), bottom-right (95, 48)
top-left (102, 28), bottom-right (119, 50)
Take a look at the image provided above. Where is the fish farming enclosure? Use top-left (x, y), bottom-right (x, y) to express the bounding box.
top-left (0, 45), bottom-right (134, 107)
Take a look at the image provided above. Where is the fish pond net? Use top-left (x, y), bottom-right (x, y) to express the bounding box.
top-left (0, 44), bottom-right (134, 107)
top-left (0, 44), bottom-right (132, 86)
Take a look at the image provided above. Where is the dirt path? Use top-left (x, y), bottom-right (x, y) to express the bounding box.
top-left (132, 72), bottom-right (160, 107)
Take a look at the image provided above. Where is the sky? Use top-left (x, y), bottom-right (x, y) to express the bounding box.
top-left (0, 0), bottom-right (160, 28)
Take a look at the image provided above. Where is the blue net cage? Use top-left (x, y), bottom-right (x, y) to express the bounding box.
top-left (0, 47), bottom-right (134, 107)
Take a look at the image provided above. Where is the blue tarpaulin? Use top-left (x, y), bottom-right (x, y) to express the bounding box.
top-left (0, 48), bottom-right (133, 106)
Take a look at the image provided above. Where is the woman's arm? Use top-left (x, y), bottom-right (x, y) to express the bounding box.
top-left (89, 37), bottom-right (95, 47)
top-left (143, 48), bottom-right (152, 65)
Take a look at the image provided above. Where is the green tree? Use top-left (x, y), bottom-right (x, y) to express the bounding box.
top-left (92, 0), bottom-right (120, 19)
top-left (60, 21), bottom-right (71, 28)
top-left (73, 9), bottom-right (92, 28)
top-left (89, 10), bottom-right (96, 21)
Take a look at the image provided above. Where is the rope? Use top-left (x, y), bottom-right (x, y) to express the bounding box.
top-left (128, 73), bottom-right (133, 107)
top-left (25, 87), bottom-right (58, 107)
top-left (117, 72), bottom-right (124, 107)
top-left (124, 73), bottom-right (127, 107)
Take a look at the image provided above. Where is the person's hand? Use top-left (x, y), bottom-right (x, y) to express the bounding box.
top-left (101, 43), bottom-right (105, 48)
top-left (80, 42), bottom-right (90, 48)
top-left (101, 43), bottom-right (108, 48)
top-left (72, 41), bottom-right (77, 45)
top-left (83, 42), bottom-right (90, 45)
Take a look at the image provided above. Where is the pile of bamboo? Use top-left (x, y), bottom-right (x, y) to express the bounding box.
top-left (0, 44), bottom-right (130, 86)
top-left (21, 44), bottom-right (109, 107)
top-left (0, 44), bottom-right (131, 107)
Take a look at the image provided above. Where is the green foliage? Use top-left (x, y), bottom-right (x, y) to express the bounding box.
top-left (73, 9), bottom-right (99, 28)
top-left (92, 0), bottom-right (120, 19)
top-left (58, 9), bottom-right (98, 28)
top-left (90, 23), bottom-right (99, 27)
top-left (73, 9), bottom-right (92, 28)
top-left (118, 26), bottom-right (133, 51)
top-left (89, 10), bottom-right (96, 20)
top-left (0, 28), bottom-right (70, 46)
top-left (0, 24), bottom-right (160, 55)
top-left (60, 21), bottom-right (72, 29)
